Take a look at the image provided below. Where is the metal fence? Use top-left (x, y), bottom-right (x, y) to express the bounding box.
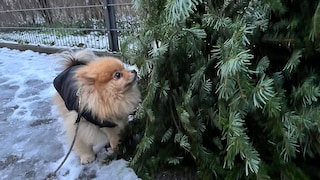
top-left (0, 0), bottom-right (136, 52)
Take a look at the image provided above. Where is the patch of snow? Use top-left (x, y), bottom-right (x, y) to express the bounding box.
top-left (0, 47), bottom-right (140, 180)
top-left (0, 31), bottom-right (108, 50)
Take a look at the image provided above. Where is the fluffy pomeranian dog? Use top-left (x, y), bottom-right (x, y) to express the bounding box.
top-left (53, 50), bottom-right (140, 164)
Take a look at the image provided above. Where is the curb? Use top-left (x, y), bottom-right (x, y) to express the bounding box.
top-left (0, 42), bottom-right (119, 57)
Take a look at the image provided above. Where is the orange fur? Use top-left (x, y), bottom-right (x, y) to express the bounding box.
top-left (53, 50), bottom-right (140, 164)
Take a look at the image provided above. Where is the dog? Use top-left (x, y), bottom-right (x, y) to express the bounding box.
top-left (53, 50), bottom-right (140, 164)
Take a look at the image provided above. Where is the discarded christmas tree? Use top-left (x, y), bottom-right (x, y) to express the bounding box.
top-left (121, 0), bottom-right (320, 179)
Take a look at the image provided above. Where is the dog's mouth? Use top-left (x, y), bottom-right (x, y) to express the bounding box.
top-left (125, 71), bottom-right (138, 88)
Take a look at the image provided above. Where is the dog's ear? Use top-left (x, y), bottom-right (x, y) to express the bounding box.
top-left (76, 67), bottom-right (96, 85)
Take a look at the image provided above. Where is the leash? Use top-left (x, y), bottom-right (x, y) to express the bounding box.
top-left (45, 89), bottom-right (82, 180)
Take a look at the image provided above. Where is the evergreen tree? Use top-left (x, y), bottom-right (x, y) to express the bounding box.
top-left (120, 0), bottom-right (320, 179)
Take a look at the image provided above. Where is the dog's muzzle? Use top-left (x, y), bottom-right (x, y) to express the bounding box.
top-left (126, 70), bottom-right (138, 87)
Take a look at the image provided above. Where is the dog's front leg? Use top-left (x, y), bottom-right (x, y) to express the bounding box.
top-left (102, 126), bottom-right (122, 151)
top-left (74, 138), bottom-right (96, 164)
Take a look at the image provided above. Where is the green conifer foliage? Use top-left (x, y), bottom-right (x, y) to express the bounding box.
top-left (121, 0), bottom-right (320, 179)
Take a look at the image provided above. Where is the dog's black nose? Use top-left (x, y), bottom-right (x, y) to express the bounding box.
top-left (131, 70), bottom-right (137, 74)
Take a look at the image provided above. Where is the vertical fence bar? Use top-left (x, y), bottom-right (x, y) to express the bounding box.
top-left (103, 0), bottom-right (119, 52)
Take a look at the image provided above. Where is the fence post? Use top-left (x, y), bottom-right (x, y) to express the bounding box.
top-left (103, 0), bottom-right (119, 52)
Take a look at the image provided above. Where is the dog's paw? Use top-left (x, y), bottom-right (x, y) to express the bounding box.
top-left (80, 154), bottom-right (96, 164)
top-left (103, 152), bottom-right (118, 164)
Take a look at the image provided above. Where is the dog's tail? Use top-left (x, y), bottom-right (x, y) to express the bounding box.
top-left (57, 49), bottom-right (98, 70)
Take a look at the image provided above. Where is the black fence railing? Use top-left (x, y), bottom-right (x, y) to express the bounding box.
top-left (0, 0), bottom-right (136, 52)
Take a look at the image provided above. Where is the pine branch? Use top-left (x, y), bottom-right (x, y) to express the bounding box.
top-left (149, 41), bottom-right (169, 57)
top-left (292, 76), bottom-right (320, 107)
top-left (263, 95), bottom-right (282, 118)
top-left (203, 13), bottom-right (232, 31)
top-left (283, 49), bottom-right (303, 74)
top-left (310, 1), bottom-right (320, 41)
top-left (222, 111), bottom-right (261, 175)
top-left (167, 156), bottom-right (184, 165)
top-left (161, 127), bottom-right (173, 143)
top-left (216, 49), bottom-right (253, 80)
top-left (169, 95), bottom-right (181, 131)
top-left (253, 74), bottom-right (275, 108)
top-left (255, 56), bottom-right (270, 74)
top-left (174, 132), bottom-right (191, 152)
top-left (165, 0), bottom-right (202, 25)
top-left (280, 112), bottom-right (300, 162)
top-left (125, 0), bottom-right (320, 179)
top-left (236, 73), bottom-right (247, 99)
top-left (131, 135), bottom-right (155, 165)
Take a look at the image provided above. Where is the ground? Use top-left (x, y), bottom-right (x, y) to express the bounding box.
top-left (0, 48), bottom-right (140, 180)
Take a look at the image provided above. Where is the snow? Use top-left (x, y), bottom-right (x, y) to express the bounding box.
top-left (0, 31), bottom-right (109, 50)
top-left (0, 47), bottom-right (140, 180)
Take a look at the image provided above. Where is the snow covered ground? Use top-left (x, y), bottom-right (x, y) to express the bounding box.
top-left (0, 31), bottom-right (108, 50)
top-left (0, 47), bottom-right (140, 180)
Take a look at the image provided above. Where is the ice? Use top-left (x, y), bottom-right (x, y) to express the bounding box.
top-left (0, 47), bottom-right (140, 180)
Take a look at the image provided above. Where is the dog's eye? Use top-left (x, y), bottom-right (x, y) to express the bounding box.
top-left (113, 72), bottom-right (122, 79)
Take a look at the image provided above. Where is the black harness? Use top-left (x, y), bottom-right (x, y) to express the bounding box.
top-left (53, 65), bottom-right (117, 128)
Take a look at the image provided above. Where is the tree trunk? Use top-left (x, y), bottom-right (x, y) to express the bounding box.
top-left (37, 0), bottom-right (53, 25)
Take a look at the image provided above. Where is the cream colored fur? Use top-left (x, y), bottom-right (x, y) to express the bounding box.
top-left (53, 50), bottom-right (140, 164)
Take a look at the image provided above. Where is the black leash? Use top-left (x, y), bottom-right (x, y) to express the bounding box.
top-left (45, 90), bottom-right (82, 180)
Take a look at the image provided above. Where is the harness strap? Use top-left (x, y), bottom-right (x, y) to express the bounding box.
top-left (80, 113), bottom-right (117, 128)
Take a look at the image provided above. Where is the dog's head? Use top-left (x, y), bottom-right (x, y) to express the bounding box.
top-left (75, 57), bottom-right (138, 94)
top-left (74, 56), bottom-right (140, 120)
